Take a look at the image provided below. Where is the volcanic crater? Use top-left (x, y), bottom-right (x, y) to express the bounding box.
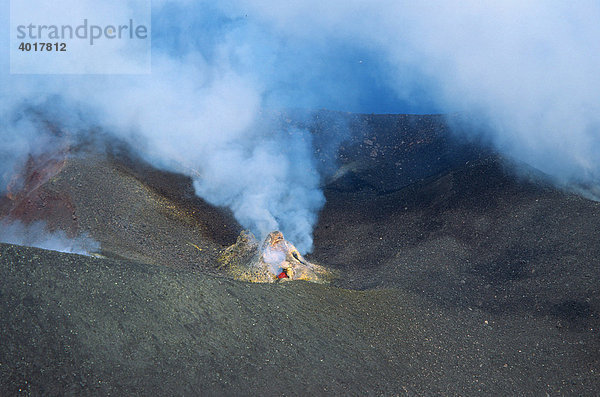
top-left (1, 112), bottom-right (600, 395)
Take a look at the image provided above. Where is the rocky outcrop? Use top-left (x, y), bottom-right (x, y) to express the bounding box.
top-left (219, 230), bottom-right (332, 283)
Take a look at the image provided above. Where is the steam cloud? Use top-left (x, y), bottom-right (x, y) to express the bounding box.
top-left (2, 1), bottom-right (600, 252)
top-left (0, 220), bottom-right (100, 256)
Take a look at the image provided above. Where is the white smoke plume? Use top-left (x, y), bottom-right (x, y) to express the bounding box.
top-left (0, 220), bottom-right (100, 256)
top-left (2, 1), bottom-right (600, 253)
top-left (235, 0), bottom-right (600, 191)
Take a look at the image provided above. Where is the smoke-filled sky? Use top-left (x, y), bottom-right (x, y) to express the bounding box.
top-left (1, 0), bottom-right (600, 252)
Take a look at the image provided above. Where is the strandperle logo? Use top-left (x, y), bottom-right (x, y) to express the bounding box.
top-left (16, 19), bottom-right (148, 45)
top-left (10, 0), bottom-right (151, 74)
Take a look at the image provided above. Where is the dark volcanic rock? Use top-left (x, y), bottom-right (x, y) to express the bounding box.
top-left (307, 111), bottom-right (487, 193)
top-left (1, 242), bottom-right (599, 395)
top-left (313, 154), bottom-right (600, 318)
top-left (1, 151), bottom-right (240, 271)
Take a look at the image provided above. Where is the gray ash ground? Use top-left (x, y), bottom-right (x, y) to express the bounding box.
top-left (1, 112), bottom-right (599, 395)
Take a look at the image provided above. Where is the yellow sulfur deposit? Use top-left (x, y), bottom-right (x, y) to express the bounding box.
top-left (218, 230), bottom-right (333, 283)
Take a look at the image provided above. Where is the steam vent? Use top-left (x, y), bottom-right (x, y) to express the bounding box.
top-left (219, 230), bottom-right (332, 283)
